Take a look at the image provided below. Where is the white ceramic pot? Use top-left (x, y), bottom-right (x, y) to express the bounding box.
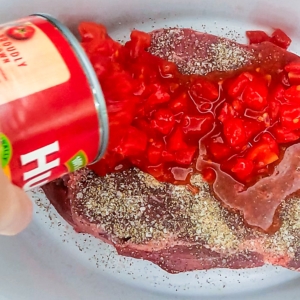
top-left (1, 1), bottom-right (300, 299)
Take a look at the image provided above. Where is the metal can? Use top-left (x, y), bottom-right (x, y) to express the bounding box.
top-left (0, 14), bottom-right (108, 190)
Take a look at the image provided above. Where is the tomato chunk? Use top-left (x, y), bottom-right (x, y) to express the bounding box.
top-left (284, 85), bottom-right (300, 104)
top-left (115, 126), bottom-right (148, 157)
top-left (146, 84), bottom-right (171, 107)
top-left (279, 104), bottom-right (300, 130)
top-left (242, 80), bottom-right (268, 111)
top-left (246, 30), bottom-right (270, 44)
top-left (169, 93), bottom-right (188, 113)
top-left (147, 140), bottom-right (164, 165)
top-left (78, 22), bottom-right (107, 52)
top-left (151, 109), bottom-right (175, 135)
top-left (271, 29), bottom-right (291, 49)
top-left (227, 72), bottom-right (253, 98)
top-left (127, 30), bottom-right (151, 58)
top-left (167, 127), bottom-right (187, 151)
top-left (189, 78), bottom-right (219, 103)
top-left (246, 134), bottom-right (279, 168)
top-left (285, 62), bottom-right (300, 85)
top-left (272, 125), bottom-right (300, 143)
top-left (223, 118), bottom-right (247, 148)
top-left (218, 103), bottom-right (239, 123)
top-left (230, 158), bottom-right (254, 181)
top-left (202, 168), bottom-right (216, 183)
top-left (208, 142), bottom-right (232, 161)
top-left (181, 114), bottom-right (214, 137)
top-left (174, 146), bottom-right (197, 166)
top-left (159, 60), bottom-right (178, 78)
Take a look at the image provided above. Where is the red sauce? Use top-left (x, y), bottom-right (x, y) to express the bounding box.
top-left (79, 23), bottom-right (300, 232)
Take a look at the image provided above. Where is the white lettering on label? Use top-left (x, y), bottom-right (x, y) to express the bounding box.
top-left (21, 141), bottom-right (60, 190)
top-left (23, 172), bottom-right (51, 191)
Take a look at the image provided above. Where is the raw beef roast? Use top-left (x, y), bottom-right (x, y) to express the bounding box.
top-left (43, 28), bottom-right (300, 274)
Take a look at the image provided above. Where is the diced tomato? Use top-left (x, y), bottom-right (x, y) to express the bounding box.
top-left (147, 140), bottom-right (165, 165)
top-left (169, 93), bottom-right (189, 113)
top-left (126, 30), bottom-right (151, 58)
top-left (189, 78), bottom-right (219, 103)
top-left (104, 72), bottom-right (134, 97)
top-left (130, 59), bottom-right (157, 81)
top-left (271, 124), bottom-right (300, 143)
top-left (246, 30), bottom-right (270, 44)
top-left (287, 71), bottom-right (300, 86)
top-left (285, 62), bottom-right (300, 73)
top-left (181, 113), bottom-right (214, 138)
top-left (280, 72), bottom-right (290, 87)
top-left (133, 118), bottom-right (156, 137)
top-left (167, 127), bottom-right (187, 151)
top-left (115, 126), bottom-right (148, 157)
top-left (271, 29), bottom-right (291, 49)
top-left (232, 99), bottom-right (245, 115)
top-left (174, 146), bottom-right (197, 166)
top-left (284, 85), bottom-right (300, 103)
top-left (106, 98), bottom-right (136, 126)
top-left (243, 119), bottom-right (265, 140)
top-left (169, 82), bottom-right (180, 93)
top-left (151, 108), bottom-right (175, 135)
top-left (260, 133), bottom-right (279, 154)
top-left (161, 150), bottom-right (176, 162)
top-left (246, 137), bottom-right (279, 168)
top-left (146, 84), bottom-right (171, 107)
top-left (202, 168), bottom-right (216, 183)
top-left (130, 30), bottom-right (151, 46)
top-left (279, 104), bottom-right (300, 130)
top-left (132, 79), bottom-right (146, 96)
top-left (230, 158), bottom-right (254, 181)
top-left (79, 22), bottom-right (107, 41)
top-left (285, 62), bottom-right (300, 85)
top-left (268, 100), bottom-right (280, 122)
top-left (268, 85), bottom-right (285, 121)
top-left (158, 60), bottom-right (178, 78)
top-left (271, 84), bottom-right (285, 102)
top-left (218, 103), bottom-right (239, 122)
top-left (78, 22), bottom-right (107, 52)
top-left (223, 118), bottom-right (247, 148)
top-left (131, 62), bottom-right (150, 80)
top-left (227, 72), bottom-right (253, 97)
top-left (242, 80), bottom-right (268, 111)
top-left (208, 142), bottom-right (232, 161)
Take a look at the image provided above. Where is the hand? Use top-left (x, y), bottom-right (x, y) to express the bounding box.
top-left (0, 168), bottom-right (33, 235)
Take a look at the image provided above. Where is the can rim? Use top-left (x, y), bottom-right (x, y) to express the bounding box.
top-left (31, 13), bottom-right (109, 163)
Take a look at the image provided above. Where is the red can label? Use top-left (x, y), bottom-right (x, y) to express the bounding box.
top-left (0, 16), bottom-right (101, 190)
